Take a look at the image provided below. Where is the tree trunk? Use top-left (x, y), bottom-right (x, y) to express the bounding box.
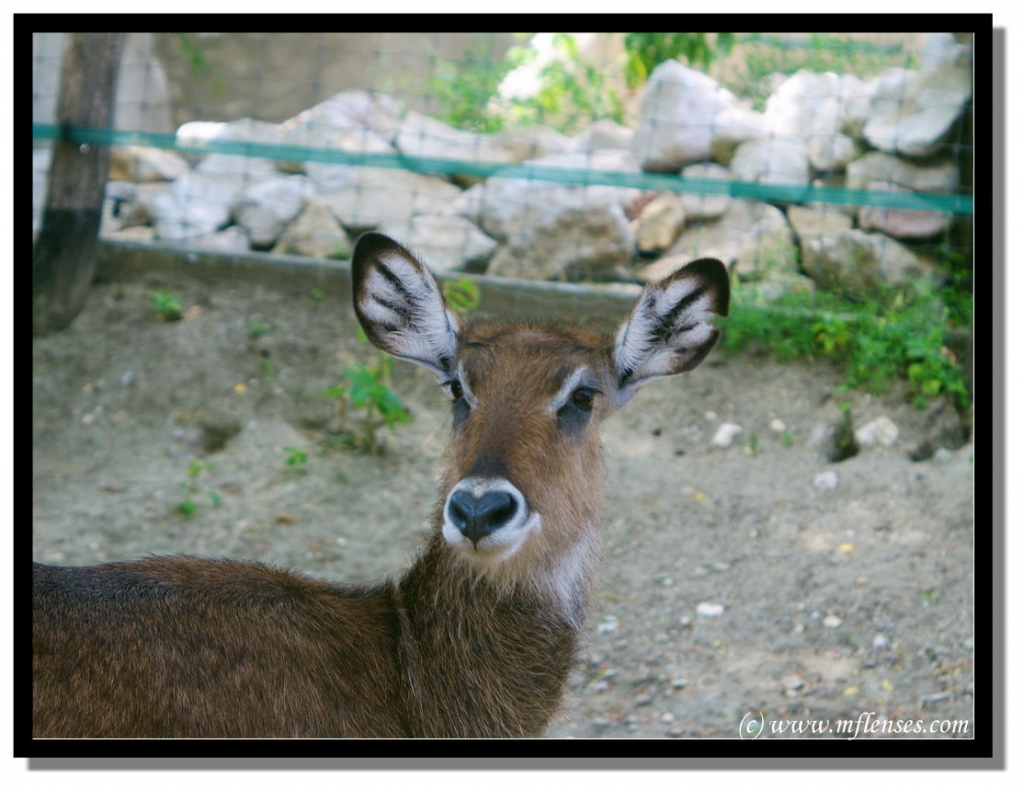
top-left (32, 33), bottom-right (126, 337)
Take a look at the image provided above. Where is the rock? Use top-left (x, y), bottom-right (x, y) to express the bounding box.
top-left (786, 205), bottom-right (854, 244)
top-left (190, 226), bottom-right (251, 253)
top-left (631, 60), bottom-right (763, 171)
top-left (317, 169), bottom-right (461, 231)
top-left (846, 151), bottom-right (959, 194)
top-left (277, 90), bottom-right (400, 190)
top-left (184, 118), bottom-right (285, 180)
top-left (234, 175), bottom-right (316, 249)
top-left (105, 225), bottom-right (156, 243)
top-left (823, 614), bottom-right (842, 628)
top-left (492, 125), bottom-right (573, 163)
top-left (638, 254), bottom-right (696, 284)
top-left (480, 152), bottom-right (638, 280)
top-left (282, 89), bottom-right (402, 144)
top-left (729, 137), bottom-right (810, 186)
top-left (393, 113), bottom-right (571, 186)
top-left (873, 634), bottom-right (889, 649)
top-left (801, 228), bottom-right (935, 296)
top-left (103, 180), bottom-right (167, 231)
top-left (862, 44), bottom-right (971, 158)
top-left (109, 146), bottom-right (190, 182)
top-left (762, 70), bottom-right (868, 171)
top-left (855, 416), bottom-right (900, 447)
top-left (150, 171), bottom-right (242, 241)
top-left (647, 199), bottom-right (796, 282)
top-left (696, 602), bottom-right (725, 617)
top-left (632, 193), bottom-right (685, 253)
top-left (814, 470), bottom-right (839, 490)
top-left (858, 182), bottom-right (951, 239)
top-left (569, 119), bottom-right (634, 152)
top-left (272, 197), bottom-right (351, 259)
top-left (911, 399), bottom-right (968, 460)
top-left (377, 214), bottom-right (498, 272)
top-left (678, 163), bottom-right (732, 221)
top-left (710, 423), bottom-right (742, 448)
top-left (781, 674), bottom-right (805, 690)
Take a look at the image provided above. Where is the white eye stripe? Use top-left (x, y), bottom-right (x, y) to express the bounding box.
top-left (452, 362), bottom-right (478, 408)
top-left (549, 367), bottom-right (592, 413)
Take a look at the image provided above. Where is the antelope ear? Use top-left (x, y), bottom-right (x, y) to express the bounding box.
top-left (351, 233), bottom-right (461, 380)
top-left (611, 258), bottom-right (730, 407)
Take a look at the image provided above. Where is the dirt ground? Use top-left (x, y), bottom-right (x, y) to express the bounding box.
top-left (31, 272), bottom-right (975, 739)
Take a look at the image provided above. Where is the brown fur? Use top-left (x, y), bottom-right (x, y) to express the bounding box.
top-left (33, 233), bottom-right (727, 738)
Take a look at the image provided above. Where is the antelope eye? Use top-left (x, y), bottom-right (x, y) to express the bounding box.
top-left (570, 387), bottom-right (596, 411)
top-left (445, 379), bottom-right (464, 401)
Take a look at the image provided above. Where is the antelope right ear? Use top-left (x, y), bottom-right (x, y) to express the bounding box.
top-left (611, 258), bottom-right (730, 407)
top-left (351, 233), bottom-right (462, 381)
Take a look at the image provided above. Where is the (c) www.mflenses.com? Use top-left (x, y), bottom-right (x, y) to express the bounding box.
top-left (739, 710), bottom-right (972, 739)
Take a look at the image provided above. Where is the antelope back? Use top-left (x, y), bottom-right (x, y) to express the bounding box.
top-left (351, 234), bottom-right (729, 614)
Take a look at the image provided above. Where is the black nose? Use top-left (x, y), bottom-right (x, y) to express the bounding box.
top-left (447, 490), bottom-right (518, 545)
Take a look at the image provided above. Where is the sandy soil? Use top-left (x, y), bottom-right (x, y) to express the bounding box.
top-left (32, 274), bottom-right (975, 739)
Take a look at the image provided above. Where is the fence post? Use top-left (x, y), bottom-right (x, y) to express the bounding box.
top-left (32, 33), bottom-right (126, 336)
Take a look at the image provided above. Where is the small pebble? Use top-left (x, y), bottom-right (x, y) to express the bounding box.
top-left (671, 677), bottom-right (689, 689)
top-left (855, 416), bottom-right (899, 447)
top-left (814, 470), bottom-right (839, 490)
top-left (596, 616), bottom-right (619, 635)
top-left (823, 615), bottom-right (842, 628)
top-left (769, 418), bottom-right (786, 432)
top-left (711, 423), bottom-right (743, 448)
top-left (782, 674), bottom-right (804, 690)
top-left (873, 634), bottom-right (889, 649)
top-left (634, 692), bottom-right (654, 706)
top-left (696, 602), bottom-right (725, 617)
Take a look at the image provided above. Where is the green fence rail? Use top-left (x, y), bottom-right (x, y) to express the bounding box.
top-left (33, 123), bottom-right (974, 216)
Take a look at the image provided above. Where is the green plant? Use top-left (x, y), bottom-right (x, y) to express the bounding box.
top-left (283, 446), bottom-right (309, 474)
top-left (172, 33), bottom-right (225, 95)
top-left (429, 34), bottom-right (625, 136)
top-left (426, 36), bottom-right (524, 133)
top-left (624, 33), bottom-right (736, 88)
top-left (176, 459), bottom-right (219, 516)
top-left (322, 356), bottom-right (412, 455)
top-left (508, 34), bottom-right (625, 134)
top-left (249, 320), bottom-right (268, 339)
top-left (442, 277), bottom-right (482, 315)
top-left (322, 279), bottom-right (480, 455)
top-left (151, 290), bottom-right (183, 321)
top-left (722, 284), bottom-right (971, 410)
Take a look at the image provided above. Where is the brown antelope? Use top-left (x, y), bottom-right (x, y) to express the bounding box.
top-left (32, 232), bottom-right (729, 738)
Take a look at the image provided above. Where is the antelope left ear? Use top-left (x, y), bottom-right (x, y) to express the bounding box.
top-left (611, 258), bottom-right (730, 407)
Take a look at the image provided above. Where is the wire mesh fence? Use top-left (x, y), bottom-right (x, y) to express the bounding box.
top-left (32, 31), bottom-right (976, 400)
